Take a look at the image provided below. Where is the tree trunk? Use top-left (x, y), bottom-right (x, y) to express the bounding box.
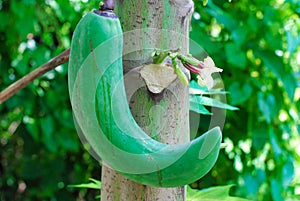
top-left (101, 0), bottom-right (194, 200)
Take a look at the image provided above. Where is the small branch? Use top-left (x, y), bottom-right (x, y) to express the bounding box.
top-left (0, 1), bottom-right (114, 104)
top-left (0, 49), bottom-right (70, 104)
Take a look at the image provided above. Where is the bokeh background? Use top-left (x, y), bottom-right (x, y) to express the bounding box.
top-left (0, 0), bottom-right (299, 200)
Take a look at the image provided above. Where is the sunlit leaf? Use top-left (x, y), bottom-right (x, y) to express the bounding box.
top-left (190, 95), bottom-right (212, 115)
top-left (191, 95), bottom-right (239, 111)
top-left (206, 3), bottom-right (238, 30)
top-left (187, 185), bottom-right (252, 201)
top-left (254, 50), bottom-right (297, 100)
top-left (271, 179), bottom-right (284, 201)
top-left (68, 178), bottom-right (101, 190)
top-left (189, 80), bottom-right (228, 95)
top-left (257, 93), bottom-right (278, 124)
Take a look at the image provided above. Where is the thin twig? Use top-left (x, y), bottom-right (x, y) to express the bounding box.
top-left (0, 49), bottom-right (70, 104)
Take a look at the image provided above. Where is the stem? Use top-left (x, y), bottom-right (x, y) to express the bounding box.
top-left (152, 49), bottom-right (180, 64)
top-left (101, 0), bottom-right (115, 10)
top-left (153, 51), bottom-right (169, 64)
top-left (178, 54), bottom-right (201, 67)
top-left (172, 59), bottom-right (189, 86)
top-left (0, 49), bottom-right (70, 104)
top-left (183, 62), bottom-right (201, 74)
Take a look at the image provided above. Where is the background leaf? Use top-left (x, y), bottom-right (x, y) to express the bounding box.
top-left (187, 185), bottom-right (251, 201)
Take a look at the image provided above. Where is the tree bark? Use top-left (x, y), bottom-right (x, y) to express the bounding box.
top-left (101, 0), bottom-right (194, 200)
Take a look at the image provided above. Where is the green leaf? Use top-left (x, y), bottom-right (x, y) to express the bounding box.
top-left (191, 95), bottom-right (239, 111)
top-left (206, 3), bottom-right (239, 30)
top-left (281, 160), bottom-right (294, 187)
top-left (254, 50), bottom-right (297, 100)
top-left (286, 26), bottom-right (300, 54)
top-left (68, 178), bottom-right (101, 190)
top-left (187, 185), bottom-right (252, 201)
top-left (21, 0), bottom-right (36, 5)
top-left (190, 29), bottom-right (219, 55)
top-left (257, 92), bottom-right (278, 123)
top-left (271, 179), bottom-right (284, 201)
top-left (40, 116), bottom-right (57, 152)
top-left (290, 194), bottom-right (300, 199)
top-left (190, 80), bottom-right (228, 95)
top-left (190, 95), bottom-right (212, 115)
top-left (229, 82), bottom-right (253, 105)
top-left (225, 43), bottom-right (247, 69)
top-left (282, 73), bottom-right (297, 101)
top-left (243, 171), bottom-right (265, 195)
top-left (251, 128), bottom-right (268, 151)
top-left (269, 127), bottom-right (282, 159)
top-left (231, 25), bottom-right (248, 46)
top-left (0, 13), bottom-right (10, 30)
top-left (254, 50), bottom-right (285, 80)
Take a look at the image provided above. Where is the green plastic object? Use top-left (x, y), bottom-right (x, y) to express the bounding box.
top-left (68, 10), bottom-right (222, 187)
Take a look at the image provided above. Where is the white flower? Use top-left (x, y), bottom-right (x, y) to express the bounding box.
top-left (197, 57), bottom-right (223, 89)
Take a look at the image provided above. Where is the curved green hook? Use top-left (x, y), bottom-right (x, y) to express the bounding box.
top-left (68, 10), bottom-right (222, 187)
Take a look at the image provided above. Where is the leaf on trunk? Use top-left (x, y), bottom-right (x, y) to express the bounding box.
top-left (140, 64), bottom-right (177, 94)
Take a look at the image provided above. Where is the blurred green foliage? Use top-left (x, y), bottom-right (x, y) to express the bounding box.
top-left (191, 0), bottom-right (300, 200)
top-left (0, 1), bottom-right (102, 200)
top-left (0, 0), bottom-right (299, 200)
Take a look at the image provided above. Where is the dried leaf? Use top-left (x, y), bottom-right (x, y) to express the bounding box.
top-left (140, 64), bottom-right (177, 94)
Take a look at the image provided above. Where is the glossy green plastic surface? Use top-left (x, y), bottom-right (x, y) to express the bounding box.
top-left (68, 10), bottom-right (222, 187)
